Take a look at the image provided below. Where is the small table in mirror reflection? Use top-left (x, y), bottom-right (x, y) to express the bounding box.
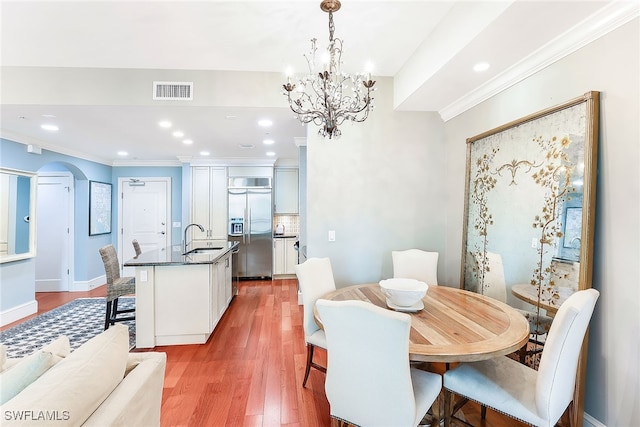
top-left (511, 284), bottom-right (575, 317)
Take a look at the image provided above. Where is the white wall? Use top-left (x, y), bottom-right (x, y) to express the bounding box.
top-left (306, 77), bottom-right (448, 285)
top-left (443, 18), bottom-right (639, 426)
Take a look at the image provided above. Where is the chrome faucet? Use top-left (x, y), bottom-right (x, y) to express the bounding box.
top-left (183, 223), bottom-right (205, 253)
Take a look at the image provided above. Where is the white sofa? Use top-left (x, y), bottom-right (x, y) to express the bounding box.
top-left (0, 324), bottom-right (166, 426)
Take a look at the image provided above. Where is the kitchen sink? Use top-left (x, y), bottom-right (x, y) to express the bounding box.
top-left (184, 247), bottom-right (223, 255)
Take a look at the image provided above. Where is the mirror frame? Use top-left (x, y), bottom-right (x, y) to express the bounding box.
top-left (460, 91), bottom-right (599, 427)
top-left (0, 167), bottom-right (38, 263)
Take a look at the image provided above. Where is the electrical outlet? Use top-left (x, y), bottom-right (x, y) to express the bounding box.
top-left (328, 230), bottom-right (336, 242)
top-left (531, 238), bottom-right (538, 248)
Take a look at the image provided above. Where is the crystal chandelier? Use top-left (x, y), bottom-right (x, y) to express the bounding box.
top-left (282, 0), bottom-right (376, 139)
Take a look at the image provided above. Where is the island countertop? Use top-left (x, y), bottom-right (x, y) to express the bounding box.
top-left (124, 241), bottom-right (238, 267)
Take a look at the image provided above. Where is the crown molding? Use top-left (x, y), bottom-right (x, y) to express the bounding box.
top-left (439, 2), bottom-right (640, 122)
top-left (186, 157), bottom-right (277, 167)
top-left (0, 130), bottom-right (113, 166)
top-left (111, 159), bottom-right (182, 167)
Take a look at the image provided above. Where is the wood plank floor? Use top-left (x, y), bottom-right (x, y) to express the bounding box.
top-left (4, 279), bottom-right (528, 427)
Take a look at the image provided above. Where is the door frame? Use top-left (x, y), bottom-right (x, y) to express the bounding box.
top-left (36, 171), bottom-right (74, 291)
top-left (117, 177), bottom-right (171, 268)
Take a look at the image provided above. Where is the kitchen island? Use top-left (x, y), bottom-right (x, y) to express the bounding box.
top-left (124, 241), bottom-right (238, 348)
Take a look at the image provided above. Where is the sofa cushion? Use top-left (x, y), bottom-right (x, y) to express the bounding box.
top-left (40, 335), bottom-right (71, 358)
top-left (0, 335), bottom-right (71, 404)
top-left (1, 336), bottom-right (71, 373)
top-left (0, 324), bottom-right (129, 426)
top-left (0, 351), bottom-right (59, 405)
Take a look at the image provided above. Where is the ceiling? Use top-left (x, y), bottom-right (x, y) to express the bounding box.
top-left (1, 0), bottom-right (633, 166)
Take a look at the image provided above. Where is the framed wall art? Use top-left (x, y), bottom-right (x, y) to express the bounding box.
top-left (89, 180), bottom-right (112, 235)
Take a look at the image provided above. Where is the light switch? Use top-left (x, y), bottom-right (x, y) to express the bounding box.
top-left (140, 270), bottom-right (148, 282)
top-left (531, 238), bottom-right (538, 248)
top-left (328, 230), bottom-right (336, 242)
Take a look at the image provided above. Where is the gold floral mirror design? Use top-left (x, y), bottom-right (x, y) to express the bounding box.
top-left (460, 91), bottom-right (599, 426)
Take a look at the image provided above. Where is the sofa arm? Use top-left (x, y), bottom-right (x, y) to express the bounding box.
top-left (82, 352), bottom-right (167, 427)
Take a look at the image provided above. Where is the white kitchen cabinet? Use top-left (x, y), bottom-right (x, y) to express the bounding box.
top-left (274, 168), bottom-right (299, 214)
top-left (191, 166), bottom-right (228, 241)
top-left (134, 248), bottom-right (235, 348)
top-left (154, 265), bottom-right (211, 340)
top-left (273, 237), bottom-right (298, 275)
top-left (211, 251), bottom-right (233, 331)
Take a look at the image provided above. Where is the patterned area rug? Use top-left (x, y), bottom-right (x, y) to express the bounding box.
top-left (0, 297), bottom-right (135, 358)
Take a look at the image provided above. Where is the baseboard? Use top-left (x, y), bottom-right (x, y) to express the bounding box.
top-left (584, 412), bottom-right (606, 427)
top-left (70, 275), bottom-right (105, 292)
top-left (0, 299), bottom-right (37, 327)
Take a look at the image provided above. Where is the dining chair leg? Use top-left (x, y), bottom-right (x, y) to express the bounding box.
top-left (481, 405), bottom-right (487, 419)
top-left (443, 389), bottom-right (452, 427)
top-left (303, 344), bottom-right (314, 387)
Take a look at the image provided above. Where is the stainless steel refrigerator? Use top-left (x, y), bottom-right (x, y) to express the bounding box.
top-left (228, 181), bottom-right (272, 279)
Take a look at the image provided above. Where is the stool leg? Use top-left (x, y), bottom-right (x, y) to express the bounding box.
top-left (112, 297), bottom-right (119, 321)
top-left (105, 301), bottom-right (112, 330)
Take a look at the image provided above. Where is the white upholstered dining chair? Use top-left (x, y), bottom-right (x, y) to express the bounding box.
top-left (294, 257), bottom-right (336, 387)
top-left (316, 299), bottom-right (442, 427)
top-left (392, 249), bottom-right (439, 286)
top-left (442, 288), bottom-right (599, 427)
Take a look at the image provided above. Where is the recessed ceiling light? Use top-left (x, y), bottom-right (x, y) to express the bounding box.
top-left (158, 120), bottom-right (172, 128)
top-left (173, 131), bottom-right (184, 138)
top-left (42, 114), bottom-right (56, 118)
top-left (40, 124), bottom-right (59, 131)
top-left (225, 115), bottom-right (237, 120)
top-left (183, 139), bottom-right (193, 145)
top-left (473, 62), bottom-right (490, 72)
top-left (258, 119), bottom-right (273, 127)
top-left (117, 151), bottom-right (128, 156)
top-left (200, 151), bottom-right (210, 156)
top-left (266, 151), bottom-right (276, 157)
top-left (239, 144), bottom-right (254, 149)
top-left (263, 139), bottom-right (275, 145)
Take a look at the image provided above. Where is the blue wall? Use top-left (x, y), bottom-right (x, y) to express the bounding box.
top-left (0, 138), bottom-right (184, 316)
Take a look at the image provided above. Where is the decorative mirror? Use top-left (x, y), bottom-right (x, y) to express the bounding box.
top-left (0, 167), bottom-right (37, 263)
top-left (460, 91), bottom-right (599, 426)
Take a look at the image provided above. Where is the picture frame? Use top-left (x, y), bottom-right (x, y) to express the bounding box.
top-left (460, 91), bottom-right (599, 427)
top-left (89, 180), bottom-right (112, 235)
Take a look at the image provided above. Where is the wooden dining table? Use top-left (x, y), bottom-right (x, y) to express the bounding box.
top-left (510, 284), bottom-right (575, 316)
top-left (314, 283), bottom-right (530, 363)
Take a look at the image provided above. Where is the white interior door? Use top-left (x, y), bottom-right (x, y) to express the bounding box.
top-left (35, 174), bottom-right (72, 292)
top-left (119, 178), bottom-right (170, 275)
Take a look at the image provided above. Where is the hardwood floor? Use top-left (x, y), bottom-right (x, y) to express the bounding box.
top-left (5, 279), bottom-right (527, 427)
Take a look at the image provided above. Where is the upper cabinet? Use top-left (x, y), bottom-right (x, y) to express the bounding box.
top-left (274, 168), bottom-right (299, 214)
top-left (191, 166), bottom-right (228, 241)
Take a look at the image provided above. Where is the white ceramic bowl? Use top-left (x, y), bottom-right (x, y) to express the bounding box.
top-left (379, 278), bottom-right (428, 307)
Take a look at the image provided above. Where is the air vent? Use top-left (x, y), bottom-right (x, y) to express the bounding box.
top-left (153, 81), bottom-right (193, 100)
